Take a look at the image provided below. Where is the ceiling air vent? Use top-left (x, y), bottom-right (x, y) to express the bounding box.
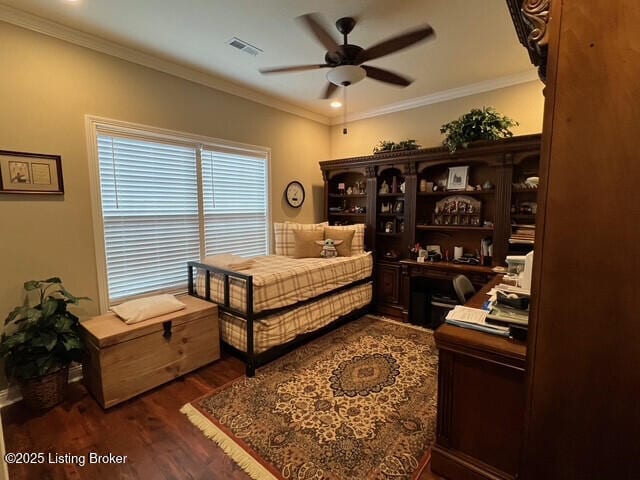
top-left (226, 37), bottom-right (263, 56)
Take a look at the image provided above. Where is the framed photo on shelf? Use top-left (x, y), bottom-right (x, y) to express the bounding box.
top-left (0, 150), bottom-right (63, 194)
top-left (447, 166), bottom-right (469, 191)
top-left (384, 221), bottom-right (395, 233)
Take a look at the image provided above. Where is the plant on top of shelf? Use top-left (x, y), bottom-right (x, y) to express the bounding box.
top-left (440, 107), bottom-right (518, 153)
top-left (373, 139), bottom-right (421, 154)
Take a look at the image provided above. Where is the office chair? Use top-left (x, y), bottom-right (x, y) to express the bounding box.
top-left (453, 274), bottom-right (476, 304)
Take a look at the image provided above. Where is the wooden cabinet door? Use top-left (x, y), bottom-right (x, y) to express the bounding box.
top-left (375, 262), bottom-right (400, 305)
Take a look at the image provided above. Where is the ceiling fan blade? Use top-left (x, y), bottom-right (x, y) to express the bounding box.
top-left (356, 25), bottom-right (435, 64)
top-left (296, 13), bottom-right (340, 53)
top-left (260, 64), bottom-right (330, 74)
top-left (321, 82), bottom-right (339, 99)
top-left (362, 65), bottom-right (413, 86)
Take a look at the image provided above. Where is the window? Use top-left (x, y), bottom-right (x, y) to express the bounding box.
top-left (89, 118), bottom-right (270, 308)
top-left (97, 136), bottom-right (200, 302)
top-left (202, 150), bottom-right (269, 257)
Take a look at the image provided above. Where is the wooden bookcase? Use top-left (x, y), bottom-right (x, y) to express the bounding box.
top-left (319, 134), bottom-right (541, 318)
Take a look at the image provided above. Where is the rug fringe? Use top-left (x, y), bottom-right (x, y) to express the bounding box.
top-left (180, 403), bottom-right (279, 480)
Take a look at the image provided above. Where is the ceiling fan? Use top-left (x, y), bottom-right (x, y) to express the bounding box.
top-left (259, 14), bottom-right (436, 99)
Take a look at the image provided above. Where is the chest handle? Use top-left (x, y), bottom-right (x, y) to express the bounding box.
top-left (162, 321), bottom-right (172, 340)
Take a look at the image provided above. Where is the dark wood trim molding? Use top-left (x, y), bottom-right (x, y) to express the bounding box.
top-left (506, 0), bottom-right (551, 81)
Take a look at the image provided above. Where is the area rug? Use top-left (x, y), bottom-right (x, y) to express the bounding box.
top-left (181, 316), bottom-right (438, 480)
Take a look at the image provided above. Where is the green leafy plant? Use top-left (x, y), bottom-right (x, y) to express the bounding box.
top-left (440, 107), bottom-right (518, 152)
top-left (373, 139), bottom-right (421, 154)
top-left (396, 139), bottom-right (420, 151)
top-left (0, 278), bottom-right (89, 381)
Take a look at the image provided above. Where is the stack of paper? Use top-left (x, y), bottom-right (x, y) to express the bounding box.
top-left (487, 305), bottom-right (529, 326)
top-left (445, 306), bottom-right (510, 337)
top-left (489, 283), bottom-right (531, 295)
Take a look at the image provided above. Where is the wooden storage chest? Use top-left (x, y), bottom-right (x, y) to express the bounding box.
top-left (80, 295), bottom-right (219, 408)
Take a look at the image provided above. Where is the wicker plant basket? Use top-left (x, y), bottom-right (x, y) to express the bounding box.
top-left (19, 366), bottom-right (69, 410)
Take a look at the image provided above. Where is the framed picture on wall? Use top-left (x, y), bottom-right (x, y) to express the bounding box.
top-left (0, 150), bottom-right (64, 194)
top-left (447, 166), bottom-right (469, 191)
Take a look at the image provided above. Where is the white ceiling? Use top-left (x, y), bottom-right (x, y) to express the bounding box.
top-left (0, 0), bottom-right (535, 120)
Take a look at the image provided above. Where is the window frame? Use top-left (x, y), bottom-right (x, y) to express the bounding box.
top-left (85, 115), bottom-right (271, 313)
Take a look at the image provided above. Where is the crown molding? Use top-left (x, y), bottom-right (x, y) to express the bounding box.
top-left (330, 70), bottom-right (541, 125)
top-left (0, 4), bottom-right (331, 125)
top-left (0, 4), bottom-right (540, 129)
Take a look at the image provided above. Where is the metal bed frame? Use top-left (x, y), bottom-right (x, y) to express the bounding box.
top-left (187, 261), bottom-right (372, 376)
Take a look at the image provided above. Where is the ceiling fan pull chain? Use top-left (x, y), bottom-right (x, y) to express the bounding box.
top-left (343, 86), bottom-right (348, 135)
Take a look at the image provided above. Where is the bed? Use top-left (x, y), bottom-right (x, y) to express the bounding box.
top-left (187, 252), bottom-right (373, 376)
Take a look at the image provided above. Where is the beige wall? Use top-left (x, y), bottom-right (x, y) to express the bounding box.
top-left (0, 21), bottom-right (330, 327)
top-left (330, 80), bottom-right (545, 159)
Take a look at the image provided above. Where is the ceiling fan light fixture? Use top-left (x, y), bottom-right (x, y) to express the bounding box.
top-left (326, 65), bottom-right (366, 86)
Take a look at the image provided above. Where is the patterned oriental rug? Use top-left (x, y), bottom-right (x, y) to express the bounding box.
top-left (181, 316), bottom-right (438, 480)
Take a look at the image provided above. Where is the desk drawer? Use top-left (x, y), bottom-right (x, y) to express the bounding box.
top-left (410, 269), bottom-right (490, 287)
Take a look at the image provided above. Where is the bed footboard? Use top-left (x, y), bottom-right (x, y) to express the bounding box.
top-left (187, 261), bottom-right (256, 375)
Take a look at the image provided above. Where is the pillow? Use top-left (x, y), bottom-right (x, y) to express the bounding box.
top-left (292, 229), bottom-right (324, 258)
top-left (111, 294), bottom-right (186, 325)
top-left (325, 224), bottom-right (365, 255)
top-left (324, 227), bottom-right (355, 257)
top-left (274, 221), bottom-right (328, 256)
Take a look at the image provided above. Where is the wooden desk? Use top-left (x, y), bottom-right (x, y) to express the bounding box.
top-left (399, 260), bottom-right (496, 322)
top-left (431, 276), bottom-right (527, 480)
top-left (400, 260), bottom-right (495, 284)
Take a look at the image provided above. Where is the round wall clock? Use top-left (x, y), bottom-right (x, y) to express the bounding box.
top-left (285, 180), bottom-right (305, 208)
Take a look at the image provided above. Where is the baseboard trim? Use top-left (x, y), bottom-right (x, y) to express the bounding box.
top-left (431, 445), bottom-right (513, 480)
top-left (0, 408), bottom-right (8, 480)
top-left (0, 364), bottom-right (83, 408)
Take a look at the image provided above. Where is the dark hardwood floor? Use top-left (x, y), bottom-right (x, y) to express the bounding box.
top-left (3, 353), bottom-right (441, 480)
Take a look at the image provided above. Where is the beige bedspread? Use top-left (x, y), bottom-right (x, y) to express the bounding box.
top-left (219, 281), bottom-right (372, 353)
top-left (195, 253), bottom-right (372, 314)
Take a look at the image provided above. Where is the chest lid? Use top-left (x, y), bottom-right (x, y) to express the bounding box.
top-left (81, 295), bottom-right (217, 348)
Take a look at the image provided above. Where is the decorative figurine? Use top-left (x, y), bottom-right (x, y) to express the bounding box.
top-left (315, 238), bottom-right (343, 258)
top-left (482, 180), bottom-right (494, 190)
top-left (420, 179), bottom-right (428, 192)
top-left (400, 181), bottom-right (406, 194)
top-left (379, 181), bottom-right (389, 194)
top-left (347, 186), bottom-right (354, 195)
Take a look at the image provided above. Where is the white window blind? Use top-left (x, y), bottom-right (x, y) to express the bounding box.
top-left (93, 123), bottom-right (270, 307)
top-left (202, 150), bottom-right (268, 257)
top-left (97, 135), bottom-right (199, 302)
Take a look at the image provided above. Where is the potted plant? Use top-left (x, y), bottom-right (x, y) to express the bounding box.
top-left (440, 107), bottom-right (518, 152)
top-left (373, 139), bottom-right (421, 154)
top-left (0, 278), bottom-right (88, 409)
